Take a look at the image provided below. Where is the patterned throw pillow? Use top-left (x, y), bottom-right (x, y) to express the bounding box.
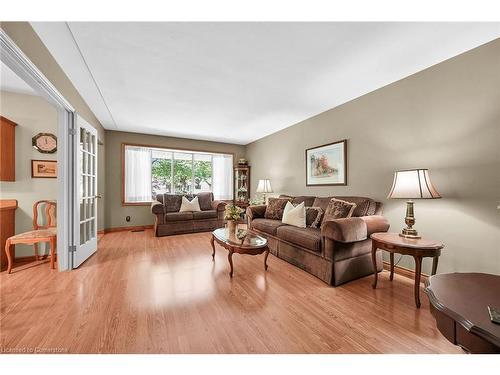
top-left (265, 198), bottom-right (292, 220)
top-left (305, 207), bottom-right (324, 228)
top-left (321, 198), bottom-right (357, 226)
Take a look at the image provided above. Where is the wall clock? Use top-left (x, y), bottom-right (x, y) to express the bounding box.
top-left (32, 133), bottom-right (57, 154)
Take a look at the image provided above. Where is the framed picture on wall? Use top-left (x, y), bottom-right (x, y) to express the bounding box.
top-left (31, 160), bottom-right (57, 178)
top-left (305, 139), bottom-right (347, 186)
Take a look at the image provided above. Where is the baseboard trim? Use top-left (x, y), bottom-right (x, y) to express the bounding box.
top-left (100, 225), bottom-right (153, 234)
top-left (383, 261), bottom-right (429, 284)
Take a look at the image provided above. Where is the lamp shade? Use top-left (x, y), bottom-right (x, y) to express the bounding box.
top-left (256, 179), bottom-right (273, 193)
top-left (387, 169), bottom-right (441, 199)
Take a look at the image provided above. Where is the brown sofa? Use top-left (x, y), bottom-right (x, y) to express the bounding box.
top-left (151, 192), bottom-right (226, 236)
top-left (246, 195), bottom-right (390, 286)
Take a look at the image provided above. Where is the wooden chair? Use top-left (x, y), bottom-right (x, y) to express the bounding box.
top-left (4, 200), bottom-right (57, 274)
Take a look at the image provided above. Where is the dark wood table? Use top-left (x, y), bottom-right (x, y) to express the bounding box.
top-left (371, 232), bottom-right (443, 308)
top-left (211, 228), bottom-right (269, 277)
top-left (425, 273), bottom-right (500, 353)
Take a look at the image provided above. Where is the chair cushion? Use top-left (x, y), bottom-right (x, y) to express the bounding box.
top-left (196, 192), bottom-right (213, 211)
top-left (276, 226), bottom-right (322, 252)
top-left (165, 212), bottom-right (194, 222)
top-left (193, 210), bottom-right (217, 220)
top-left (264, 197), bottom-right (292, 220)
top-left (10, 228), bottom-right (56, 241)
top-left (251, 218), bottom-right (287, 236)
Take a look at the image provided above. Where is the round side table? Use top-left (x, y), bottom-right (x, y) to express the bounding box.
top-left (370, 232), bottom-right (444, 308)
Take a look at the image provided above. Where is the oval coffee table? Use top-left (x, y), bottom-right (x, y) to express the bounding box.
top-left (210, 228), bottom-right (269, 277)
top-left (371, 232), bottom-right (443, 308)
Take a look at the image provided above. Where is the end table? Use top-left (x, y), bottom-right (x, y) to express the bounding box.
top-left (371, 232), bottom-right (444, 308)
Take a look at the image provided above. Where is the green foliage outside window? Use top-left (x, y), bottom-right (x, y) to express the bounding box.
top-left (152, 158), bottom-right (212, 196)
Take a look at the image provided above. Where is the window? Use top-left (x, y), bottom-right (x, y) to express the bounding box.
top-left (123, 144), bottom-right (233, 203)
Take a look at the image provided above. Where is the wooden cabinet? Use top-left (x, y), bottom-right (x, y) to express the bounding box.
top-left (0, 199), bottom-right (17, 271)
top-left (0, 116), bottom-right (17, 181)
top-left (234, 165), bottom-right (250, 208)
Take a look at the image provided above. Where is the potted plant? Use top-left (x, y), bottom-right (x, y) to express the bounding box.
top-left (224, 204), bottom-right (244, 234)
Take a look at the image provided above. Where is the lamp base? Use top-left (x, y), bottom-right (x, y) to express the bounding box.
top-left (399, 228), bottom-right (421, 239)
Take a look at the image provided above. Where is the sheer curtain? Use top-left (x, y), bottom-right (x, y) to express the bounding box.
top-left (124, 146), bottom-right (152, 202)
top-left (212, 154), bottom-right (233, 200)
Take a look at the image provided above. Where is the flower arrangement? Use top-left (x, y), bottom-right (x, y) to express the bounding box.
top-left (224, 204), bottom-right (244, 221)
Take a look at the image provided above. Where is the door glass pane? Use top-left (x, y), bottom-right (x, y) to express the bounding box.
top-left (80, 200), bottom-right (85, 221)
top-left (80, 222), bottom-right (86, 245)
top-left (193, 153), bottom-right (212, 194)
top-left (173, 152), bottom-right (192, 194)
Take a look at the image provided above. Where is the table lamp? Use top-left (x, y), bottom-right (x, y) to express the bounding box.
top-left (256, 179), bottom-right (273, 204)
top-left (387, 169), bottom-right (441, 239)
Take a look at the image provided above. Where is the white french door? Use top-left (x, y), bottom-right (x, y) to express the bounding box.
top-left (73, 115), bottom-right (98, 267)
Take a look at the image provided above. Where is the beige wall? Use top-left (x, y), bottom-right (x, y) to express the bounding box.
top-left (1, 22), bottom-right (106, 231)
top-left (0, 91), bottom-right (58, 256)
top-left (104, 130), bottom-right (246, 229)
top-left (246, 39), bottom-right (500, 275)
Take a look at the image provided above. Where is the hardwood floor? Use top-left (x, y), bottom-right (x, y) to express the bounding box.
top-left (0, 230), bottom-right (462, 354)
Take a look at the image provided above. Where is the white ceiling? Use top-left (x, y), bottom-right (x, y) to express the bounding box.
top-left (0, 61), bottom-right (38, 96)
top-left (31, 22), bottom-right (500, 145)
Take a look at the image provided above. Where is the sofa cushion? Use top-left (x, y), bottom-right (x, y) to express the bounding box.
top-left (252, 218), bottom-right (287, 236)
top-left (312, 196), bottom-right (377, 218)
top-left (196, 192), bottom-right (213, 211)
top-left (163, 194), bottom-right (183, 213)
top-left (333, 196), bottom-right (376, 217)
top-left (264, 197), bottom-right (292, 220)
top-left (165, 212), bottom-right (194, 221)
top-left (311, 197), bottom-right (331, 213)
top-left (279, 195), bottom-right (316, 207)
top-left (276, 226), bottom-right (322, 252)
top-left (193, 210), bottom-right (218, 220)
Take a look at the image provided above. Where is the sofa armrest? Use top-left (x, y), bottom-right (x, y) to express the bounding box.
top-left (321, 215), bottom-right (390, 243)
top-left (151, 201), bottom-right (165, 215)
top-left (212, 200), bottom-right (227, 212)
top-left (361, 215), bottom-right (390, 236)
top-left (321, 217), bottom-right (367, 243)
top-left (246, 205), bottom-right (267, 222)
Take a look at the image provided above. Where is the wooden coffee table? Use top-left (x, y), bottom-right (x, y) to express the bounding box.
top-left (210, 228), bottom-right (269, 277)
top-left (371, 232), bottom-right (443, 308)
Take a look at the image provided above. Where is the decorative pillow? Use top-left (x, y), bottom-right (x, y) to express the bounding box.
top-left (305, 206), bottom-right (324, 228)
top-left (321, 198), bottom-right (356, 226)
top-left (282, 202), bottom-right (306, 228)
top-left (264, 198), bottom-right (291, 220)
top-left (196, 192), bottom-right (213, 211)
top-left (179, 196), bottom-right (201, 212)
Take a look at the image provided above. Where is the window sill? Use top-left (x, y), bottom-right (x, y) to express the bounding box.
top-left (122, 201), bottom-right (153, 206)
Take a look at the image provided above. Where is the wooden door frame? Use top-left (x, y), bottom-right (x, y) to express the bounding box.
top-left (1, 29), bottom-right (76, 271)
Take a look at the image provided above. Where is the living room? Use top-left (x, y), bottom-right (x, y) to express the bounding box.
top-left (1, 1), bottom-right (499, 373)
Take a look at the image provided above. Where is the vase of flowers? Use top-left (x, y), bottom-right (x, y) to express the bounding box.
top-left (224, 204), bottom-right (244, 234)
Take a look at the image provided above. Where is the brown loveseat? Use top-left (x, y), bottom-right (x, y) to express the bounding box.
top-left (151, 192), bottom-right (226, 236)
top-left (246, 195), bottom-right (390, 286)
